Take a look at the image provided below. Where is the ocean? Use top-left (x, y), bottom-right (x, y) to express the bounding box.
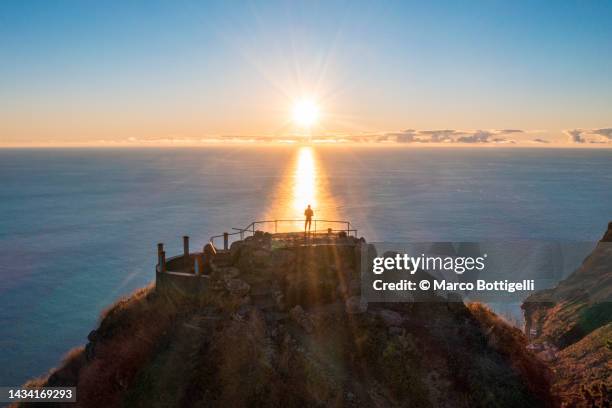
top-left (0, 146), bottom-right (610, 386)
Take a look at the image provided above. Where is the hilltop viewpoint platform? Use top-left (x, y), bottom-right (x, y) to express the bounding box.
top-left (155, 220), bottom-right (369, 304)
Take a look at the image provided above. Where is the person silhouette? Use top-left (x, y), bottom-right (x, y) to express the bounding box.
top-left (304, 204), bottom-right (314, 232)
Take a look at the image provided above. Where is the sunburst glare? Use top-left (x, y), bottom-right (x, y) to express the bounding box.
top-left (292, 99), bottom-right (320, 128)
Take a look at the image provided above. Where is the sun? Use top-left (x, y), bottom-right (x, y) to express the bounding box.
top-left (292, 99), bottom-right (320, 128)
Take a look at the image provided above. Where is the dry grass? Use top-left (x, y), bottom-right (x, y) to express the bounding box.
top-left (550, 323), bottom-right (612, 407)
top-left (468, 302), bottom-right (557, 407)
top-left (15, 284), bottom-right (200, 407)
top-left (74, 285), bottom-right (184, 406)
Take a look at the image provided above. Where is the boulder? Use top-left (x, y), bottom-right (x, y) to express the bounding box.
top-left (229, 240), bottom-right (244, 262)
top-left (216, 266), bottom-right (240, 280)
top-left (87, 330), bottom-right (98, 342)
top-left (225, 278), bottom-right (250, 297)
top-left (252, 249), bottom-right (271, 268)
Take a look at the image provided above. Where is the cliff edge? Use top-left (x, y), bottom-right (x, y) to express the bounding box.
top-left (522, 223), bottom-right (612, 407)
top-left (19, 233), bottom-right (554, 407)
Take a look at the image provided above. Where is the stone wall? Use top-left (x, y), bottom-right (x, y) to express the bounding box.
top-left (156, 253), bottom-right (209, 298)
top-left (155, 269), bottom-right (210, 298)
top-left (155, 233), bottom-right (372, 305)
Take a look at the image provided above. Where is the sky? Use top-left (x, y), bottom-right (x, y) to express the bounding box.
top-left (1, 0), bottom-right (611, 146)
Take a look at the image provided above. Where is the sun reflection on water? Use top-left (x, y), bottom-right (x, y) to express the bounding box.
top-left (264, 146), bottom-right (338, 232)
top-left (293, 146), bottom-right (316, 213)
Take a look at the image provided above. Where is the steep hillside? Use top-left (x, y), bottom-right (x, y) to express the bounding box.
top-left (19, 233), bottom-right (554, 407)
top-left (523, 223), bottom-right (612, 407)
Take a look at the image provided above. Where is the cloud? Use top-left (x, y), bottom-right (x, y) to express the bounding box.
top-left (491, 138), bottom-right (516, 144)
top-left (378, 129), bottom-right (522, 144)
top-left (565, 129), bottom-right (585, 143)
top-left (593, 128), bottom-right (612, 140)
top-left (334, 128), bottom-right (530, 144)
top-left (386, 129), bottom-right (417, 143)
top-left (457, 130), bottom-right (492, 143)
top-left (418, 129), bottom-right (466, 142)
top-left (96, 127), bottom-right (605, 146)
top-left (565, 128), bottom-right (612, 144)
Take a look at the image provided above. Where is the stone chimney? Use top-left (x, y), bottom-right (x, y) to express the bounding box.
top-left (183, 236), bottom-right (190, 257)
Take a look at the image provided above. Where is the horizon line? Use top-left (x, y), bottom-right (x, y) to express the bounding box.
top-left (2, 141), bottom-right (611, 149)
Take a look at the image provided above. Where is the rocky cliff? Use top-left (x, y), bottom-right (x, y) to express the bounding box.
top-left (20, 233), bottom-right (554, 407)
top-left (522, 223), bottom-right (612, 407)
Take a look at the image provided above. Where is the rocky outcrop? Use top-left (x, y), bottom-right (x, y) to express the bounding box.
top-left (522, 224), bottom-right (612, 347)
top-left (19, 233), bottom-right (556, 408)
top-left (601, 221), bottom-right (612, 242)
top-left (522, 223), bottom-right (612, 407)
top-left (224, 278), bottom-right (250, 297)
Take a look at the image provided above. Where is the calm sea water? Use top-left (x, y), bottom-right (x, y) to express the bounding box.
top-left (0, 146), bottom-right (610, 385)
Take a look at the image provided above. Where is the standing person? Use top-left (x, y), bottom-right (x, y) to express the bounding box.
top-left (304, 204), bottom-right (314, 232)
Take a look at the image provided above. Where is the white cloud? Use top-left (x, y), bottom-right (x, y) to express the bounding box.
top-left (565, 128), bottom-right (612, 144)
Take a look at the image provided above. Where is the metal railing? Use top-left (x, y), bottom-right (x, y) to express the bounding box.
top-left (209, 219), bottom-right (357, 249)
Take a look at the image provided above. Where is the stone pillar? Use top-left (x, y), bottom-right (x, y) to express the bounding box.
top-left (157, 243), bottom-right (164, 266)
top-left (183, 236), bottom-right (190, 257)
top-left (196, 254), bottom-right (204, 276)
top-left (160, 251), bottom-right (166, 272)
top-left (223, 232), bottom-right (229, 250)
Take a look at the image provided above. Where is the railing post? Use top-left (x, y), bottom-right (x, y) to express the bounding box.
top-left (223, 232), bottom-right (229, 250)
top-left (196, 254), bottom-right (204, 275)
top-left (275, 220), bottom-right (278, 233)
top-left (314, 220), bottom-right (317, 235)
top-left (160, 251), bottom-right (166, 272)
top-left (252, 223), bottom-right (255, 235)
top-left (183, 236), bottom-right (189, 257)
top-left (157, 243), bottom-right (164, 266)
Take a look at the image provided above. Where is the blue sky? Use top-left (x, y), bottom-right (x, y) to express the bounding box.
top-left (1, 1), bottom-right (611, 145)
